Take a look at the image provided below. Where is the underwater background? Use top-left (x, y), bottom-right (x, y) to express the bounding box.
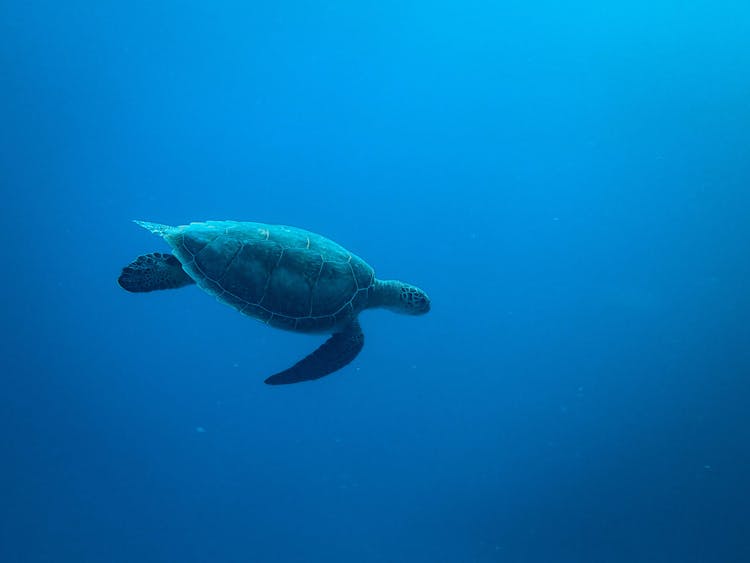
top-left (2, 1), bottom-right (749, 562)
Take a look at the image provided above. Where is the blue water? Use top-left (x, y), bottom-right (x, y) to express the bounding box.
top-left (2, 1), bottom-right (749, 562)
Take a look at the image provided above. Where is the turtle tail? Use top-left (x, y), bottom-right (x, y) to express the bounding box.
top-left (134, 220), bottom-right (178, 237)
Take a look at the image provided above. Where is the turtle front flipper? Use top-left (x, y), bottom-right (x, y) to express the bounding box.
top-left (118, 252), bottom-right (195, 293)
top-left (265, 319), bottom-right (365, 385)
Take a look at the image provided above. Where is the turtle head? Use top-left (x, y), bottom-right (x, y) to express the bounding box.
top-left (397, 283), bottom-right (431, 315)
top-left (369, 280), bottom-right (430, 315)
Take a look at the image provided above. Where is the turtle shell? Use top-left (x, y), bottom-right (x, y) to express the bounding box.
top-left (164, 221), bottom-right (374, 333)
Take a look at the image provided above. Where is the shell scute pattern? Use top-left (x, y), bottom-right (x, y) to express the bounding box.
top-left (273, 225), bottom-right (311, 248)
top-left (310, 260), bottom-right (357, 317)
top-left (350, 287), bottom-right (369, 313)
top-left (333, 302), bottom-right (355, 327)
top-left (198, 236), bottom-right (243, 282)
top-left (170, 221), bottom-right (374, 332)
top-left (182, 228), bottom-right (220, 256)
top-left (221, 241), bottom-right (282, 304)
top-left (264, 248), bottom-right (324, 317)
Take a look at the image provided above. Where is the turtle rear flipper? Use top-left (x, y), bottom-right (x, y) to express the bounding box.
top-left (118, 252), bottom-right (194, 293)
top-left (265, 320), bottom-right (364, 385)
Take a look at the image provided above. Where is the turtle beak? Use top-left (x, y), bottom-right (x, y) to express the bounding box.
top-left (415, 292), bottom-right (431, 314)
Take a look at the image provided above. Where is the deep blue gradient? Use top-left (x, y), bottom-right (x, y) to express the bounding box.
top-left (2, 2), bottom-right (749, 561)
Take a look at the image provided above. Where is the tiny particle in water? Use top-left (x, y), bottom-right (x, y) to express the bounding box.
top-left (196, 426), bottom-right (206, 433)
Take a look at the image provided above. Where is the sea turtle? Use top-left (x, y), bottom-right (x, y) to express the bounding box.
top-left (118, 220), bottom-right (430, 385)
